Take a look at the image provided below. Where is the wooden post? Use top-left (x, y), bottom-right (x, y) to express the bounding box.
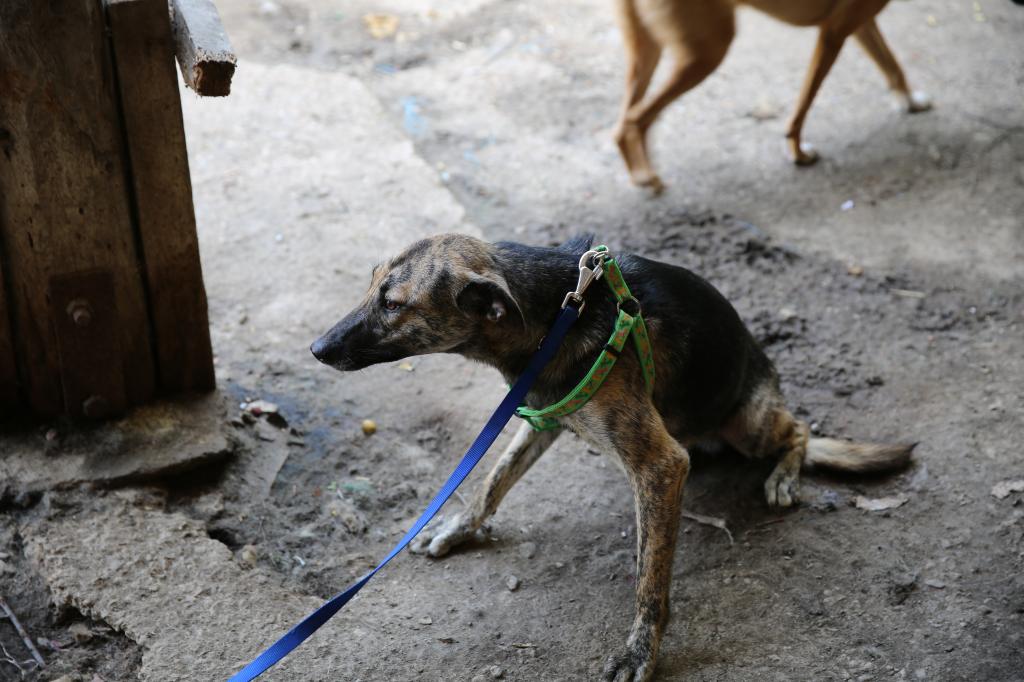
top-left (107, 0), bottom-right (216, 393)
top-left (0, 258), bottom-right (18, 408)
top-left (0, 0), bottom-right (156, 415)
top-left (170, 0), bottom-right (237, 97)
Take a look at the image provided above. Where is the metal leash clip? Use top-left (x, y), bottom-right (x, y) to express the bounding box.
top-left (562, 249), bottom-right (608, 313)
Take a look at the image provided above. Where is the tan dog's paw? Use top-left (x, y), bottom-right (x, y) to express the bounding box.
top-left (905, 90), bottom-right (933, 114)
top-left (602, 645), bottom-right (656, 682)
top-left (764, 469), bottom-right (800, 508)
top-left (631, 171), bottom-right (665, 196)
top-left (787, 139), bottom-right (820, 166)
top-left (409, 514), bottom-right (485, 558)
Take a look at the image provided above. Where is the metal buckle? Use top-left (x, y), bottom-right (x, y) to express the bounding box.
top-left (617, 295), bottom-right (641, 317)
top-left (561, 249), bottom-right (608, 313)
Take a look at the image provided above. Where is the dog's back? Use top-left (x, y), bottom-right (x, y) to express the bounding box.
top-left (612, 253), bottom-right (774, 438)
top-left (735, 0), bottom-right (845, 26)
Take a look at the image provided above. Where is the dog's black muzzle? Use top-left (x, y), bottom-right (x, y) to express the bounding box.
top-left (311, 309), bottom-right (404, 371)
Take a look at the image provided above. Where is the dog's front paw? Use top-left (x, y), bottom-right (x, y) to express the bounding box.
top-left (633, 172), bottom-right (665, 196)
top-left (602, 644), bottom-right (657, 682)
top-left (764, 470), bottom-right (800, 508)
top-left (409, 514), bottom-right (485, 558)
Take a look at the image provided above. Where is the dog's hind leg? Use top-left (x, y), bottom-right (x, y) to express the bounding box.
top-left (719, 382), bottom-right (809, 508)
top-left (614, 0), bottom-right (663, 188)
top-left (785, 27), bottom-right (849, 165)
top-left (616, 0), bottom-right (735, 192)
top-left (410, 422), bottom-right (561, 558)
top-left (853, 18), bottom-right (932, 113)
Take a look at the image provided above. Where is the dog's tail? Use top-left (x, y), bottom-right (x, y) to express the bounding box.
top-left (804, 438), bottom-right (916, 474)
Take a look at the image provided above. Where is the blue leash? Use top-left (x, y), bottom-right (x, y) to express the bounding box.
top-left (228, 305), bottom-right (582, 681)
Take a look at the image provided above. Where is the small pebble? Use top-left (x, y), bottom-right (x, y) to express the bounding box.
top-left (505, 575), bottom-right (520, 591)
top-left (519, 542), bottom-right (537, 559)
top-left (419, 616), bottom-right (433, 625)
top-left (489, 666), bottom-right (505, 679)
top-left (925, 579), bottom-right (946, 589)
top-left (361, 419), bottom-right (377, 436)
top-left (69, 622), bottom-right (94, 644)
top-left (239, 545), bottom-right (258, 567)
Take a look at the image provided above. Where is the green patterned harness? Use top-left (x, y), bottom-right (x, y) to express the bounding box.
top-left (516, 247), bottom-right (656, 431)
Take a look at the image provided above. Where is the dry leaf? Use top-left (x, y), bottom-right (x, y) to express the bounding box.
top-left (363, 13), bottom-right (399, 39)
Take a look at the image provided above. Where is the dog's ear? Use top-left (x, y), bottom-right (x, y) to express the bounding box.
top-left (456, 272), bottom-right (523, 326)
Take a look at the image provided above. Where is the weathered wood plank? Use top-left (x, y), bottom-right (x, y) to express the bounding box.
top-left (48, 271), bottom-right (128, 418)
top-left (0, 256), bottom-right (19, 408)
top-left (169, 0), bottom-right (237, 97)
top-left (0, 0), bottom-right (156, 414)
top-left (107, 0), bottom-right (216, 394)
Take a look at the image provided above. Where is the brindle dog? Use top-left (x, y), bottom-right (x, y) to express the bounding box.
top-left (311, 233), bottom-right (913, 681)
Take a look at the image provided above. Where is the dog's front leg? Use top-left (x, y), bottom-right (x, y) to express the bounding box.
top-left (411, 422), bottom-right (561, 558)
top-left (600, 413), bottom-right (690, 682)
top-left (786, 28), bottom-right (847, 165)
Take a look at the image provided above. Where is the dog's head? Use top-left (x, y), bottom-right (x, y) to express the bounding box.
top-left (311, 234), bottom-right (522, 371)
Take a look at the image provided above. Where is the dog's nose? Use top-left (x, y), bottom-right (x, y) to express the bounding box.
top-left (310, 338), bottom-right (328, 362)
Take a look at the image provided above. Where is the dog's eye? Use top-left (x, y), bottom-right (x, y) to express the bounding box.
top-left (384, 299), bottom-right (402, 312)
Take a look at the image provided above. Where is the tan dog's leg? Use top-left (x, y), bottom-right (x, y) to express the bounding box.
top-left (720, 383), bottom-right (809, 508)
top-left (853, 18), bottom-right (932, 113)
top-left (616, 0), bottom-right (734, 192)
top-left (410, 422), bottom-right (561, 557)
top-left (786, 28), bottom-right (848, 165)
top-left (587, 402), bottom-right (689, 681)
top-left (614, 0), bottom-right (663, 189)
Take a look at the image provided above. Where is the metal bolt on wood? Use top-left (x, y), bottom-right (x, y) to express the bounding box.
top-left (66, 299), bottom-right (93, 327)
top-left (82, 394), bottom-right (110, 419)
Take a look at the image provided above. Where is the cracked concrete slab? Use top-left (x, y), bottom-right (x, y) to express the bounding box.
top-left (22, 497), bottom-right (358, 681)
top-left (1, 394), bottom-right (232, 493)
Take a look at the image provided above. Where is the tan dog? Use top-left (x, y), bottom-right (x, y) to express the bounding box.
top-left (614, 0), bottom-right (932, 190)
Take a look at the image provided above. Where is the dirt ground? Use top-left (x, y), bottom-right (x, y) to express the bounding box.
top-left (2, 0), bottom-right (1023, 680)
